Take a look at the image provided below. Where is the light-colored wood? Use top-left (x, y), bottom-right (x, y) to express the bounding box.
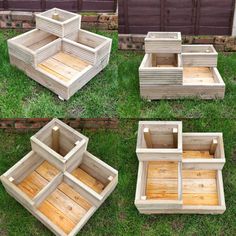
top-left (143, 128), bottom-right (153, 148)
top-left (183, 151), bottom-right (213, 159)
top-left (210, 138), bottom-right (218, 155)
top-left (52, 126), bottom-right (60, 153)
top-left (173, 128), bottom-right (178, 148)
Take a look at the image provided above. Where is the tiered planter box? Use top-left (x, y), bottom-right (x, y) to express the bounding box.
top-left (135, 121), bottom-right (226, 214)
top-left (139, 32), bottom-right (225, 100)
top-left (8, 8), bottom-right (112, 100)
top-left (1, 119), bottom-right (118, 236)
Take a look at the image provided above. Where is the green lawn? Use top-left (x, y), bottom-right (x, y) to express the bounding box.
top-left (1, 119), bottom-right (236, 235)
top-left (1, 30), bottom-right (236, 118)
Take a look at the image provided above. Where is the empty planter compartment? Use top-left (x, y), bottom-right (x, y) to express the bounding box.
top-left (139, 53), bottom-right (183, 85)
top-left (145, 32), bottom-right (182, 53)
top-left (8, 29), bottom-right (59, 67)
top-left (0, 151), bottom-right (61, 209)
top-left (66, 151), bottom-right (118, 201)
top-left (135, 161), bottom-right (182, 213)
top-left (136, 121), bottom-right (182, 161)
top-left (182, 45), bottom-right (218, 67)
top-left (35, 8), bottom-right (81, 37)
top-left (31, 119), bottom-right (88, 170)
top-left (182, 133), bottom-right (225, 170)
top-left (36, 174), bottom-right (97, 236)
top-left (64, 29), bottom-right (112, 65)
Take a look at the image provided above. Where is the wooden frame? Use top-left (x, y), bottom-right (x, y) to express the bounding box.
top-left (8, 23), bottom-right (112, 100)
top-left (35, 8), bottom-right (81, 37)
top-left (139, 32), bottom-right (225, 100)
top-left (139, 53), bottom-right (183, 85)
top-left (1, 119), bottom-right (118, 236)
top-left (135, 121), bottom-right (226, 214)
top-left (136, 121), bottom-right (183, 161)
top-left (182, 45), bottom-right (218, 67)
top-left (145, 32), bottom-right (182, 53)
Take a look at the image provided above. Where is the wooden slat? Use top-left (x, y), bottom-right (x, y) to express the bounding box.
top-left (72, 167), bottom-right (105, 194)
top-left (183, 193), bottom-right (218, 205)
top-left (183, 67), bottom-right (215, 84)
top-left (182, 170), bottom-right (216, 179)
top-left (53, 52), bottom-right (89, 71)
top-left (38, 200), bottom-right (76, 234)
top-left (28, 35), bottom-right (58, 51)
top-left (58, 182), bottom-right (92, 211)
top-left (183, 150), bottom-right (213, 159)
top-left (17, 171), bottom-right (48, 198)
top-left (35, 161), bottom-right (60, 181)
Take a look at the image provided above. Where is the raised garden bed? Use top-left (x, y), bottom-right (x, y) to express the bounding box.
top-left (8, 8), bottom-right (112, 100)
top-left (139, 32), bottom-right (225, 100)
top-left (1, 119), bottom-right (118, 235)
top-left (135, 121), bottom-right (226, 214)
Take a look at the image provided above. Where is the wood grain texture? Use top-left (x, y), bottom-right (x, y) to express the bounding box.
top-left (72, 167), bottom-right (105, 194)
top-left (183, 151), bottom-right (213, 159)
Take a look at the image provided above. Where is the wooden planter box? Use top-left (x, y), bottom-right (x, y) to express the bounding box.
top-left (182, 45), bottom-right (218, 67)
top-left (145, 32), bottom-right (182, 53)
top-left (135, 121), bottom-right (226, 214)
top-left (140, 66), bottom-right (225, 100)
top-left (139, 53), bottom-right (183, 85)
top-left (1, 119), bottom-right (118, 236)
top-left (35, 8), bottom-right (81, 37)
top-left (136, 121), bottom-right (183, 161)
top-left (8, 27), bottom-right (112, 100)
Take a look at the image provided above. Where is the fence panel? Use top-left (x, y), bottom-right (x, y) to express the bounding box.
top-left (119, 0), bottom-right (235, 35)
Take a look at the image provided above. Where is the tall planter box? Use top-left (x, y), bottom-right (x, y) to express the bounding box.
top-left (36, 8), bottom-right (81, 37)
top-left (1, 119), bottom-right (118, 235)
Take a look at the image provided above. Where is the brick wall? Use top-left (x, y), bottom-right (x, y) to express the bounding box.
top-left (0, 118), bottom-right (119, 132)
top-left (0, 11), bottom-right (118, 30)
top-left (119, 34), bottom-right (236, 52)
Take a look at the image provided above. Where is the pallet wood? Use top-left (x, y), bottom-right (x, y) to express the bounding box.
top-left (8, 9), bottom-right (112, 100)
top-left (36, 8), bottom-right (81, 37)
top-left (1, 119), bottom-right (118, 236)
top-left (135, 121), bottom-right (226, 214)
top-left (139, 32), bottom-right (225, 100)
top-left (145, 32), bottom-right (182, 53)
top-left (182, 45), bottom-right (218, 67)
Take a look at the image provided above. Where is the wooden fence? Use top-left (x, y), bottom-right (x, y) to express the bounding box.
top-left (119, 0), bottom-right (235, 35)
top-left (0, 0), bottom-right (117, 12)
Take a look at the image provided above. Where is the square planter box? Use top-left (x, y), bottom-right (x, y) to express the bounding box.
top-left (135, 161), bottom-right (225, 214)
top-left (182, 133), bottom-right (225, 170)
top-left (9, 31), bottom-right (112, 100)
top-left (136, 121), bottom-right (183, 161)
top-left (139, 53), bottom-right (183, 85)
top-left (140, 66), bottom-right (225, 100)
top-left (1, 119), bottom-right (118, 236)
top-left (35, 8), bottom-right (81, 37)
top-left (182, 45), bottom-right (218, 67)
top-left (8, 29), bottom-right (59, 67)
top-left (145, 32), bottom-right (182, 53)
top-left (30, 118), bottom-right (89, 171)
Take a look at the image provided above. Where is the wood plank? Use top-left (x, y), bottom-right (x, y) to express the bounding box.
top-left (52, 126), bottom-right (60, 154)
top-left (183, 67), bottom-right (215, 84)
top-left (35, 161), bottom-right (60, 181)
top-left (17, 171), bottom-right (48, 198)
top-left (182, 170), bottom-right (216, 179)
top-left (45, 188), bottom-right (87, 224)
top-left (183, 193), bottom-right (218, 205)
top-left (147, 161), bottom-right (178, 179)
top-left (147, 193), bottom-right (178, 200)
top-left (72, 167), bottom-right (105, 194)
top-left (183, 150), bottom-right (213, 159)
top-left (143, 128), bottom-right (153, 148)
top-left (146, 179), bottom-right (178, 194)
top-left (58, 182), bottom-right (92, 211)
top-left (38, 200), bottom-right (76, 234)
top-left (28, 35), bottom-right (58, 51)
top-left (53, 52), bottom-right (89, 71)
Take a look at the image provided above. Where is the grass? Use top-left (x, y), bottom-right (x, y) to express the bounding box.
top-left (1, 29), bottom-right (236, 118)
top-left (0, 119), bottom-right (236, 235)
